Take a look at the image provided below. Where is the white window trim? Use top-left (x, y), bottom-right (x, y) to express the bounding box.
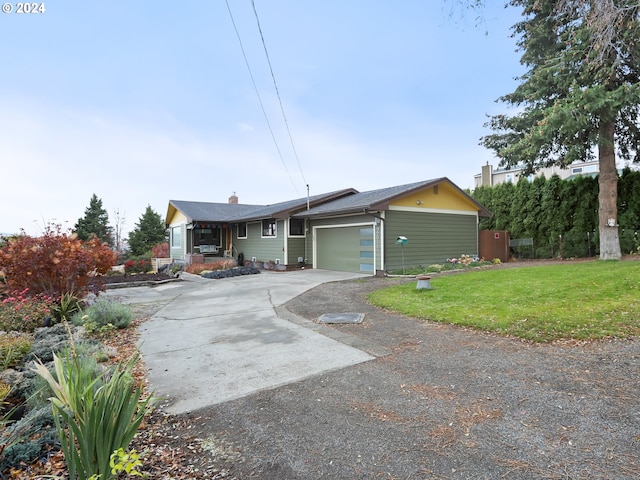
top-left (237, 222), bottom-right (247, 239)
top-left (261, 219), bottom-right (277, 238)
top-left (171, 226), bottom-right (182, 247)
top-left (288, 218), bottom-right (306, 238)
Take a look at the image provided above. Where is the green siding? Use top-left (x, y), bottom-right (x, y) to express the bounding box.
top-left (287, 237), bottom-right (306, 265)
top-left (233, 220), bottom-right (286, 263)
top-left (384, 210), bottom-right (478, 271)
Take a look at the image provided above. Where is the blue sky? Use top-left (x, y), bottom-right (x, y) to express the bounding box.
top-left (0, 1), bottom-right (524, 236)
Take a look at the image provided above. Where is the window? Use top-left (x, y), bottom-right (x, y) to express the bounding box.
top-left (505, 173), bottom-right (514, 183)
top-left (237, 222), bottom-right (247, 239)
top-left (289, 218), bottom-right (305, 236)
top-left (572, 167), bottom-right (583, 174)
top-left (195, 225), bottom-right (220, 246)
top-left (262, 219), bottom-right (276, 237)
top-left (171, 226), bottom-right (181, 247)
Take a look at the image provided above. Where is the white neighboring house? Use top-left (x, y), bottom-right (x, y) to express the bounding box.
top-left (474, 161), bottom-right (600, 188)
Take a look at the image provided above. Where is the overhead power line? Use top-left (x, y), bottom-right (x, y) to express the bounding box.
top-left (225, 0), bottom-right (298, 194)
top-left (250, 0), bottom-right (308, 187)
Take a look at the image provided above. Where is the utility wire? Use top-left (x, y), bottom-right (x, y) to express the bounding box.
top-left (225, 0), bottom-right (298, 194)
top-left (250, 0), bottom-right (308, 188)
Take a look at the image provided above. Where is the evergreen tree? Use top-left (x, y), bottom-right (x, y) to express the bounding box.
top-left (526, 176), bottom-right (545, 245)
top-left (540, 175), bottom-right (566, 245)
top-left (127, 206), bottom-right (167, 257)
top-left (74, 194), bottom-right (113, 246)
top-left (472, 186), bottom-right (496, 230)
top-left (508, 178), bottom-right (529, 238)
top-left (568, 175), bottom-right (599, 247)
top-left (481, 0), bottom-right (640, 260)
top-left (492, 182), bottom-right (516, 231)
top-left (618, 168), bottom-right (640, 253)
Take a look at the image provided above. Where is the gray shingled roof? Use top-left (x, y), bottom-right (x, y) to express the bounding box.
top-left (169, 179), bottom-right (489, 224)
top-left (293, 179), bottom-right (440, 217)
top-left (293, 178), bottom-right (490, 218)
top-left (168, 188), bottom-right (357, 224)
top-left (230, 188), bottom-right (356, 221)
top-left (167, 200), bottom-right (260, 223)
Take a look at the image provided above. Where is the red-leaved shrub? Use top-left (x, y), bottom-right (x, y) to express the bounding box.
top-left (0, 223), bottom-right (117, 299)
top-left (151, 242), bottom-right (169, 258)
top-left (124, 259), bottom-right (152, 274)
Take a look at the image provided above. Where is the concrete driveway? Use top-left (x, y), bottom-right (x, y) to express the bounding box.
top-left (104, 269), bottom-right (374, 414)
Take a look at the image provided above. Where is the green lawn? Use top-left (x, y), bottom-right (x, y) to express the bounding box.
top-left (368, 260), bottom-right (640, 342)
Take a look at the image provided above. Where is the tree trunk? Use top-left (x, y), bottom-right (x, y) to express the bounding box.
top-left (598, 120), bottom-right (621, 260)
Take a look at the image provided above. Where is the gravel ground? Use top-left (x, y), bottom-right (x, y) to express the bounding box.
top-left (181, 269), bottom-right (640, 480)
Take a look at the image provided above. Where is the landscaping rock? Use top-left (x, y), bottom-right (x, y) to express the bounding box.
top-left (201, 266), bottom-right (261, 279)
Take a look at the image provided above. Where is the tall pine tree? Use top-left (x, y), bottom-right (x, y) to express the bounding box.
top-left (74, 194), bottom-right (113, 246)
top-left (481, 0), bottom-right (640, 260)
top-left (127, 206), bottom-right (167, 257)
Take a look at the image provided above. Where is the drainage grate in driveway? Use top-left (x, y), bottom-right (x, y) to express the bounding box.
top-left (317, 313), bottom-right (365, 324)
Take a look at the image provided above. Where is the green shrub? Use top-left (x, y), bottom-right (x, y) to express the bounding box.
top-left (26, 324), bottom-right (100, 365)
top-left (33, 353), bottom-right (152, 480)
top-left (0, 332), bottom-right (32, 369)
top-left (72, 298), bottom-right (132, 332)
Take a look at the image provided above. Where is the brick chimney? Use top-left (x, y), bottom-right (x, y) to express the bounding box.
top-left (229, 192), bottom-right (238, 204)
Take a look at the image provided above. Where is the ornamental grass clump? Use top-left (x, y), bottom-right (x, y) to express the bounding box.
top-left (0, 332), bottom-right (32, 369)
top-left (33, 353), bottom-right (152, 480)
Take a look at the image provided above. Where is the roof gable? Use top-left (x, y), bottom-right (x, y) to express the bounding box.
top-left (166, 200), bottom-right (260, 226)
top-left (294, 178), bottom-right (490, 217)
top-left (389, 181), bottom-right (482, 212)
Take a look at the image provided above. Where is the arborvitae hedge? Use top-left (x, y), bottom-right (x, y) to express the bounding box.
top-left (471, 168), bottom-right (640, 258)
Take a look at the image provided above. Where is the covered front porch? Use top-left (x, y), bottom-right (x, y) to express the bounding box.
top-left (185, 222), bottom-right (235, 264)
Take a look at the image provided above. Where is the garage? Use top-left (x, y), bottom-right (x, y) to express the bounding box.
top-left (315, 225), bottom-right (375, 274)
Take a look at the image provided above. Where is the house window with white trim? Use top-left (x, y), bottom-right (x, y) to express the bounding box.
top-left (171, 226), bottom-right (181, 247)
top-left (262, 219), bottom-right (276, 237)
top-left (289, 218), bottom-right (305, 237)
top-left (237, 222), bottom-right (247, 239)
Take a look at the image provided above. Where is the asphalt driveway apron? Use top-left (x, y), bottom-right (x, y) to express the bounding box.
top-left (105, 270), bottom-right (374, 414)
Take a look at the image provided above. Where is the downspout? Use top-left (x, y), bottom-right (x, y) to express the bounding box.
top-left (283, 219), bottom-right (288, 266)
top-left (364, 209), bottom-right (385, 276)
top-left (379, 211), bottom-right (385, 275)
